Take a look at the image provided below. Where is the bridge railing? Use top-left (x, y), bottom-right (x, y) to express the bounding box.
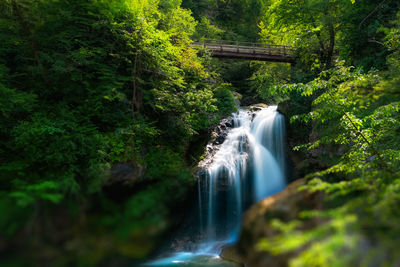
top-left (193, 39), bottom-right (296, 57)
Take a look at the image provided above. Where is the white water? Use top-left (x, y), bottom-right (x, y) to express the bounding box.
top-left (144, 106), bottom-right (287, 266)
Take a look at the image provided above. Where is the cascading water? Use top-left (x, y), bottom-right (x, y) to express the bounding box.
top-left (198, 106), bottom-right (286, 252)
top-left (144, 106), bottom-right (287, 266)
top-left (252, 107), bottom-right (287, 177)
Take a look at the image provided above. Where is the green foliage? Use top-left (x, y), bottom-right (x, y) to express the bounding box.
top-left (260, 0), bottom-right (400, 70)
top-left (260, 0), bottom-right (353, 69)
top-left (183, 0), bottom-right (265, 41)
top-left (249, 61), bottom-right (292, 102)
top-left (338, 0), bottom-right (400, 69)
top-left (0, 0), bottom-right (225, 263)
top-left (258, 214), bottom-right (360, 267)
top-left (192, 16), bottom-right (225, 40)
top-left (213, 83), bottom-right (238, 117)
top-left (100, 147), bottom-right (194, 234)
top-left (383, 11), bottom-right (400, 94)
top-left (257, 58), bottom-right (400, 265)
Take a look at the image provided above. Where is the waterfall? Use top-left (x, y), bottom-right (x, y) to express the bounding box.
top-left (252, 106), bottom-right (287, 177)
top-left (144, 106), bottom-right (287, 266)
top-left (197, 106), bottom-right (286, 252)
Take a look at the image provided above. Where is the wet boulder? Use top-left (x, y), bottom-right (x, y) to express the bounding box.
top-left (221, 178), bottom-right (325, 267)
top-left (277, 100), bottom-right (290, 117)
top-left (198, 115), bottom-right (235, 169)
top-left (247, 103), bottom-right (268, 112)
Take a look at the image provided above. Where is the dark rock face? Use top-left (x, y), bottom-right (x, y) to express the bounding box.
top-left (276, 100), bottom-right (331, 181)
top-left (198, 116), bottom-right (235, 169)
top-left (213, 117), bottom-right (234, 145)
top-left (277, 100), bottom-right (290, 116)
top-left (103, 162), bottom-right (146, 201)
top-left (246, 103), bottom-right (268, 112)
top-left (240, 96), bottom-right (264, 107)
top-left (221, 179), bottom-right (325, 267)
top-left (108, 163), bottom-right (143, 185)
top-left (107, 162), bottom-right (145, 187)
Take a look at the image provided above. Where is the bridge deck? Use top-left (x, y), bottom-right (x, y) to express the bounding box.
top-left (193, 40), bottom-right (295, 63)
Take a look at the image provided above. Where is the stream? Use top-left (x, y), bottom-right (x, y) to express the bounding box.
top-left (141, 106), bottom-right (287, 267)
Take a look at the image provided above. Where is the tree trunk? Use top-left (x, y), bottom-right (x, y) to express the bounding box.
top-left (311, 20), bottom-right (325, 64)
top-left (132, 52), bottom-right (142, 115)
top-left (11, 0), bottom-right (50, 86)
top-left (326, 23), bottom-right (335, 68)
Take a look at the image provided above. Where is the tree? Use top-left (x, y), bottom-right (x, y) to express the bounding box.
top-left (0, 0), bottom-right (227, 263)
top-left (260, 0), bottom-right (353, 68)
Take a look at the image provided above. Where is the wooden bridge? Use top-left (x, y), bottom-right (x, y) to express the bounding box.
top-left (193, 40), bottom-right (295, 63)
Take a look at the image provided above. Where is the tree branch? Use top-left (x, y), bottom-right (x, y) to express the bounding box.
top-left (326, 89), bottom-right (394, 174)
top-left (368, 38), bottom-right (386, 47)
top-left (359, 0), bottom-right (387, 29)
